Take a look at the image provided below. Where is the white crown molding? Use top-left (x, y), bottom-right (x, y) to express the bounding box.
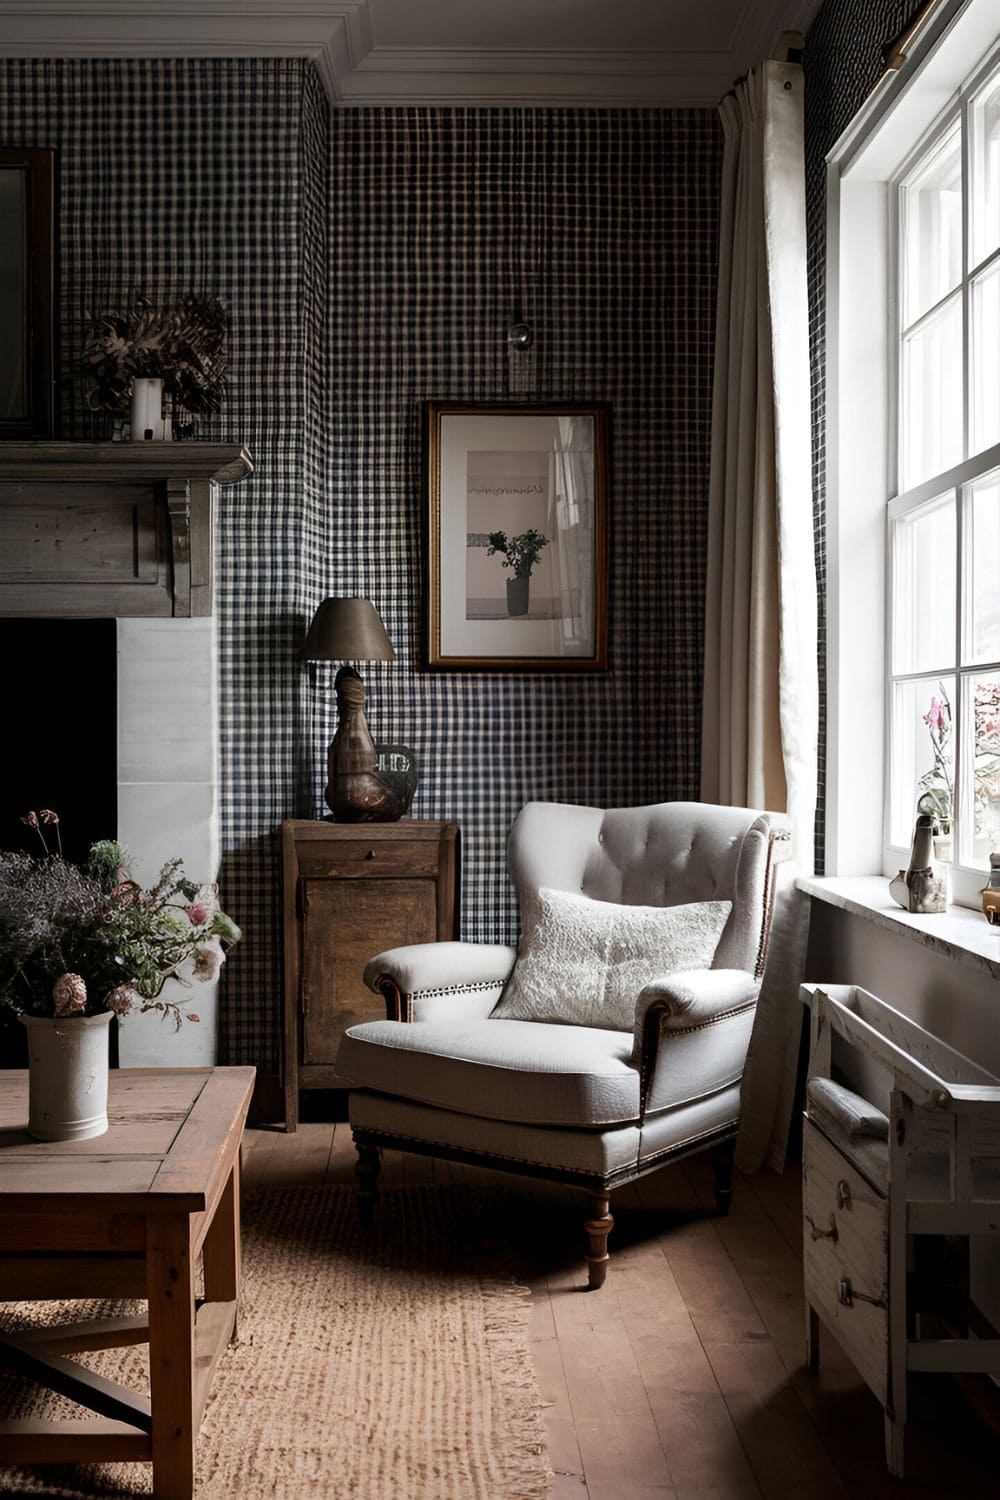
top-left (0, 0), bottom-right (823, 106)
top-left (0, 1), bottom-right (372, 99)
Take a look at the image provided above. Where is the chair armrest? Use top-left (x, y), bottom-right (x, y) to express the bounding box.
top-left (363, 941), bottom-right (517, 1022)
top-left (632, 969), bottom-right (761, 1116)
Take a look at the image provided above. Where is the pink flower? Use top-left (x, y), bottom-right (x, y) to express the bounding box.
top-left (39, 809), bottom-right (59, 825)
top-left (186, 902), bottom-right (209, 926)
top-left (106, 984), bottom-right (140, 1017)
top-left (193, 935), bottom-right (225, 982)
top-left (187, 1013), bottom-right (201, 1023)
top-left (52, 972), bottom-right (87, 1017)
top-left (923, 696), bottom-right (945, 731)
top-left (20, 811), bottom-right (38, 829)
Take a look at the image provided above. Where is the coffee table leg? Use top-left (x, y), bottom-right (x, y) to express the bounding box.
top-left (203, 1156), bottom-right (241, 1321)
top-left (147, 1212), bottom-right (195, 1500)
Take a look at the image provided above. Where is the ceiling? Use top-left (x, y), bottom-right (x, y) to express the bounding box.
top-left (0, 0), bottom-right (823, 106)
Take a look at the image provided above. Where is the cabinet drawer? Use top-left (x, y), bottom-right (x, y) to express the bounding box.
top-left (297, 840), bottom-right (442, 878)
top-left (803, 1120), bottom-right (889, 1403)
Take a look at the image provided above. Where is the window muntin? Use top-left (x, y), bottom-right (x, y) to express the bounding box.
top-left (890, 48), bottom-right (1000, 899)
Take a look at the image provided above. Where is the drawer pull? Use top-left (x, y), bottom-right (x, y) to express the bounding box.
top-left (835, 1179), bottom-right (852, 1211)
top-left (805, 1212), bottom-right (838, 1244)
top-left (838, 1275), bottom-right (886, 1310)
top-left (365, 850), bottom-right (376, 860)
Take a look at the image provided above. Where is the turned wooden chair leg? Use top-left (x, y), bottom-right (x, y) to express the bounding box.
top-left (712, 1140), bottom-right (736, 1215)
top-left (584, 1194), bottom-right (614, 1289)
top-left (355, 1142), bottom-right (381, 1224)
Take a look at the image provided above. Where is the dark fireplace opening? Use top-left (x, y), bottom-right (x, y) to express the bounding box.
top-left (0, 618), bottom-right (117, 1066)
top-left (0, 618), bottom-right (117, 860)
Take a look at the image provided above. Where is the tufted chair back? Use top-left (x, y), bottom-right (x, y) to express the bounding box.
top-left (507, 801), bottom-right (787, 978)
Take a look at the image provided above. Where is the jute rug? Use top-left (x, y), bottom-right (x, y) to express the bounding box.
top-left (0, 1185), bottom-right (552, 1500)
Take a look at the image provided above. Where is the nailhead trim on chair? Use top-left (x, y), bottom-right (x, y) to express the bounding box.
top-left (662, 1000), bottom-right (757, 1035)
top-left (408, 979), bottom-right (506, 1001)
top-left (351, 1117), bottom-right (742, 1188)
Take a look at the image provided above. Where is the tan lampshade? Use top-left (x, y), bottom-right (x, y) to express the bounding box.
top-left (301, 598), bottom-right (396, 663)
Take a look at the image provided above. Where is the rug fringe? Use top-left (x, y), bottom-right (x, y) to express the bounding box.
top-left (480, 1278), bottom-right (554, 1499)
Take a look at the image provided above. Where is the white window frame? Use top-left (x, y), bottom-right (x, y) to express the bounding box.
top-left (825, 0), bottom-right (1000, 909)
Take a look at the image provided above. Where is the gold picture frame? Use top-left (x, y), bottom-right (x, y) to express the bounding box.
top-left (426, 401), bottom-right (609, 671)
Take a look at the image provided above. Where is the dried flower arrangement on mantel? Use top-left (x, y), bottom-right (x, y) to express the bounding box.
top-left (79, 291), bottom-right (227, 433)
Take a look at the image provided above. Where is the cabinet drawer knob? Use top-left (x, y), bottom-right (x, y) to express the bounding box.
top-left (835, 1179), bottom-right (852, 1210)
top-left (365, 849), bottom-right (376, 859)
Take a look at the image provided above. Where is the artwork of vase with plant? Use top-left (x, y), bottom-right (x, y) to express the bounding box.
top-left (79, 291), bottom-right (227, 440)
top-left (486, 528), bottom-right (550, 617)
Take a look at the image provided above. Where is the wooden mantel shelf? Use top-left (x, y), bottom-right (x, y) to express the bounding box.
top-left (0, 441), bottom-right (253, 486)
top-left (0, 441), bottom-right (253, 619)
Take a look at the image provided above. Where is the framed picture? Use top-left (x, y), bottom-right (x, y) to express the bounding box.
top-left (0, 148), bottom-right (56, 439)
top-left (426, 401), bottom-right (609, 670)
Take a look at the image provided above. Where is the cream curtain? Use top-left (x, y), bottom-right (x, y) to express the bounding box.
top-left (700, 59), bottom-right (818, 1172)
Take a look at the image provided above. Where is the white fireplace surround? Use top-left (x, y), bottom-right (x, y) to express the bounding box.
top-left (0, 442), bottom-right (252, 1066)
top-left (116, 614), bottom-right (222, 1065)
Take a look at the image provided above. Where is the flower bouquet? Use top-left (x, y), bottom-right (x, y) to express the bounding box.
top-left (3, 812), bottom-right (241, 1141)
top-left (0, 810), bottom-right (240, 1030)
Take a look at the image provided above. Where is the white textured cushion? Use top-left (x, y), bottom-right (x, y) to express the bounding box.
top-left (337, 1017), bottom-right (640, 1126)
top-left (491, 887), bottom-right (732, 1031)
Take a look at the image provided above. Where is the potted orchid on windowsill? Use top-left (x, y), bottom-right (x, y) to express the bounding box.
top-left (0, 811), bottom-right (240, 1141)
top-left (918, 689), bottom-right (954, 862)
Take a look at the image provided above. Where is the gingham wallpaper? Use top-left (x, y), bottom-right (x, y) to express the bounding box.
top-left (318, 106), bottom-right (722, 959)
top-left (0, 58), bottom-right (325, 1070)
top-left (803, 0), bottom-right (927, 871)
top-left (1, 67), bottom-right (721, 1075)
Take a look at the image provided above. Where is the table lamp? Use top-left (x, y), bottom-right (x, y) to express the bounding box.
top-left (301, 598), bottom-right (405, 822)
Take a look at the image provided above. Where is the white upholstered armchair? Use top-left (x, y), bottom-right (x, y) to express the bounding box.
top-left (337, 800), bottom-right (790, 1287)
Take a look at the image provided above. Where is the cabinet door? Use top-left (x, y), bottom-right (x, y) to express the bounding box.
top-left (300, 876), bottom-right (439, 1067)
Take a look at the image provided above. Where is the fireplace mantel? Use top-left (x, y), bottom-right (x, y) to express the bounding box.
top-left (0, 441), bottom-right (253, 618)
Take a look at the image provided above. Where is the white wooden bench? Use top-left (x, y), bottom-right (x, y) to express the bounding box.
top-left (802, 982), bottom-right (1000, 1478)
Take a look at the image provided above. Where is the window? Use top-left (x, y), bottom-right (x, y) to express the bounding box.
top-left (889, 50), bottom-right (1000, 890)
top-left (826, 0), bottom-right (1000, 907)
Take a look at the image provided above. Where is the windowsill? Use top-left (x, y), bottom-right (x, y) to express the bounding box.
top-left (797, 875), bottom-right (1000, 982)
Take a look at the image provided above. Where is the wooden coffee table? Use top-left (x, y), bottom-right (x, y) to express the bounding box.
top-left (0, 1066), bottom-right (255, 1500)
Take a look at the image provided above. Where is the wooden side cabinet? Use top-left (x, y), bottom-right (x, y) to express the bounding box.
top-left (281, 819), bottom-right (460, 1131)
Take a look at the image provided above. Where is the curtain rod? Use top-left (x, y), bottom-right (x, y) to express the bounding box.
top-left (883, 0), bottom-right (950, 70)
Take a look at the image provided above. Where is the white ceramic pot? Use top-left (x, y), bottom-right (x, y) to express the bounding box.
top-left (20, 1011), bottom-right (113, 1141)
top-left (130, 376), bottom-right (170, 441)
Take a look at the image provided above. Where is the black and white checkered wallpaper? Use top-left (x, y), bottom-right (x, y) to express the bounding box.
top-left (320, 106), bottom-right (722, 964)
top-left (0, 64), bottom-right (721, 1073)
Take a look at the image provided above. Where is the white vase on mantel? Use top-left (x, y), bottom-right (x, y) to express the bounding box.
top-left (130, 376), bottom-right (171, 441)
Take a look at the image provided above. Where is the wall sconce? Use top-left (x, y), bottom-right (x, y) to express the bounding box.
top-left (301, 597), bottom-right (408, 822)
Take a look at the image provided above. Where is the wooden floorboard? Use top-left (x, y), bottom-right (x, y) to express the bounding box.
top-left (241, 1125), bottom-right (1000, 1499)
